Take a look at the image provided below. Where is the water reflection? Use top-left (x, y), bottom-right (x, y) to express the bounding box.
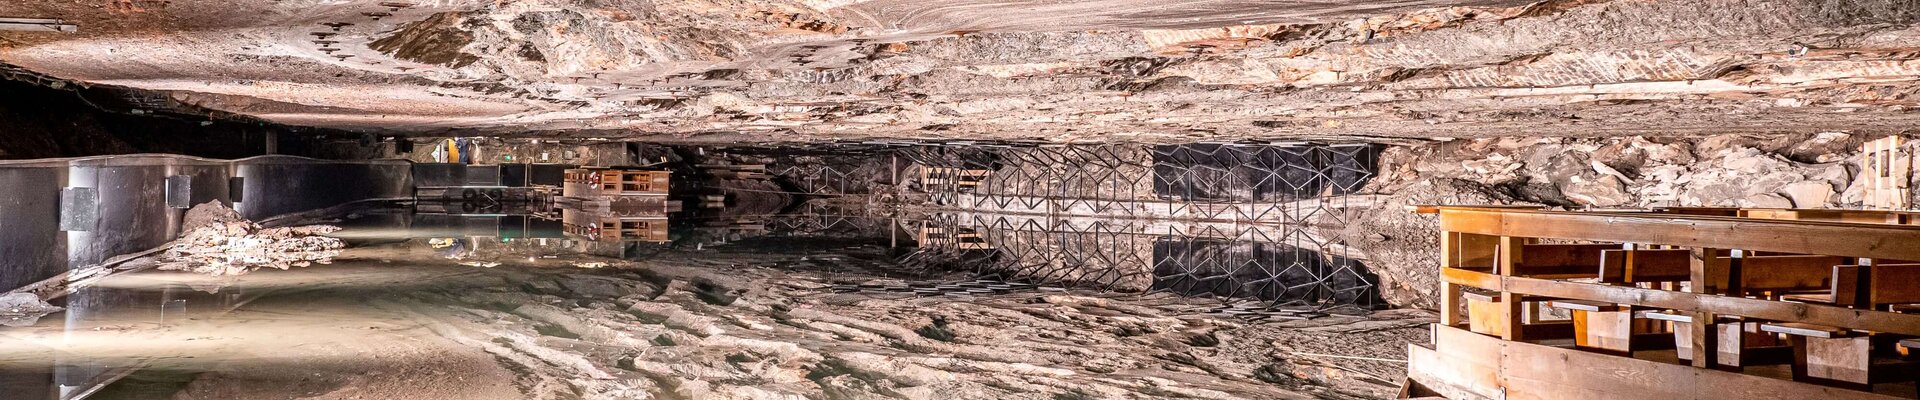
top-left (0, 155), bottom-right (411, 400)
top-left (0, 141), bottom-right (1388, 398)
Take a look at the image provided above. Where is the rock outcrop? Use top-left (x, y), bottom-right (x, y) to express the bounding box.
top-left (8, 1), bottom-right (1920, 142)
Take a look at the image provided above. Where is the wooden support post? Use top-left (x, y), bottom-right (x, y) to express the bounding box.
top-left (1440, 231), bottom-right (1464, 327)
top-left (1446, 232), bottom-right (1500, 329)
top-left (1690, 248), bottom-right (1727, 367)
top-left (1500, 236), bottom-right (1529, 342)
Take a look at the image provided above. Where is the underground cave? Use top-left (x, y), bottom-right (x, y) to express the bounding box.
top-left (3, 1), bottom-right (1920, 399)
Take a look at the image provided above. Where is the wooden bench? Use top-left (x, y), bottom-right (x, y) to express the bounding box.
top-left (1781, 263), bottom-right (1920, 308)
top-left (1761, 322), bottom-right (1917, 390)
top-left (1598, 249), bottom-right (1691, 284)
top-left (1508, 243), bottom-right (1619, 278)
top-left (1547, 300), bottom-right (1637, 355)
top-left (1463, 291), bottom-right (1573, 340)
top-left (1602, 251), bottom-right (1848, 292)
top-left (1739, 255), bottom-right (1850, 294)
top-left (1639, 311), bottom-right (1790, 369)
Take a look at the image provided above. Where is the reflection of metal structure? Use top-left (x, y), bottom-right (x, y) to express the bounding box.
top-left (919, 167), bottom-right (990, 193)
top-left (676, 141), bottom-right (1383, 315)
top-left (763, 200), bottom-right (886, 236)
top-left (885, 142), bottom-right (1382, 314)
top-left (899, 213), bottom-right (1378, 314)
top-left (902, 143), bottom-right (1378, 224)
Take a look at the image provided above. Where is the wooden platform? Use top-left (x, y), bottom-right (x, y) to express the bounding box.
top-left (1406, 206), bottom-right (1920, 399)
top-left (1409, 324), bottom-right (1907, 400)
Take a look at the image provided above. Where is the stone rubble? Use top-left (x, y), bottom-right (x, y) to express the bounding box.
top-left (154, 202), bottom-right (347, 276)
top-left (0, 292), bottom-right (61, 327)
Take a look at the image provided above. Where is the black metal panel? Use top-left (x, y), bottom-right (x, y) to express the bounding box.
top-left (228, 176), bottom-right (245, 203)
top-left (411, 163), bottom-right (467, 188)
top-left (500, 164), bottom-right (528, 188)
top-left (0, 166), bottom-right (66, 291)
top-left (528, 164), bottom-right (569, 187)
top-left (235, 157), bottom-right (411, 220)
top-left (463, 165), bottom-right (500, 186)
top-left (165, 175), bottom-right (192, 209)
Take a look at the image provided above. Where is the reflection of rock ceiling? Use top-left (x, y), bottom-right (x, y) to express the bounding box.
top-left (7, 0), bottom-right (1920, 142)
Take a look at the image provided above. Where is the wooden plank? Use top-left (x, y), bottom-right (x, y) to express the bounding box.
top-left (1690, 248), bottom-right (1726, 367)
top-left (1499, 236), bottom-right (1529, 341)
top-left (1450, 268), bottom-right (1920, 337)
top-left (1746, 209), bottom-right (1914, 224)
top-left (1638, 311), bottom-right (1693, 323)
top-left (1571, 308), bottom-right (1635, 353)
top-left (1805, 336), bottom-right (1874, 385)
top-left (1406, 342), bottom-right (1502, 400)
top-left (1834, 265), bottom-right (1866, 307)
top-left (1441, 231), bottom-right (1464, 327)
top-left (1598, 249), bottom-right (1691, 283)
top-left (1546, 299), bottom-right (1622, 312)
top-left (1760, 322), bottom-right (1854, 338)
top-left (1513, 243), bottom-right (1619, 277)
top-left (1741, 255), bottom-right (1847, 292)
top-left (1496, 333), bottom-right (1693, 400)
top-left (1443, 265), bottom-right (1505, 290)
top-left (1868, 263), bottom-right (1920, 305)
top-left (1423, 324), bottom-right (1905, 400)
top-left (1455, 233), bottom-right (1500, 269)
top-left (1436, 208), bottom-right (1920, 261)
top-left (1466, 293), bottom-right (1508, 338)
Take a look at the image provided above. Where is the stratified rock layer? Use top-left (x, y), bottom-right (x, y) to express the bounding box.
top-left (6, 0), bottom-right (1920, 142)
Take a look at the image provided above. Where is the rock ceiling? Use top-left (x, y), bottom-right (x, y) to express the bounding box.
top-left (4, 0), bottom-right (1920, 143)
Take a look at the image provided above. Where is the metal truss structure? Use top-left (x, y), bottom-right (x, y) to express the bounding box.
top-left (735, 140), bottom-right (1384, 315)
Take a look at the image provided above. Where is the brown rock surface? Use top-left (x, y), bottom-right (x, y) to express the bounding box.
top-left (7, 0), bottom-right (1920, 142)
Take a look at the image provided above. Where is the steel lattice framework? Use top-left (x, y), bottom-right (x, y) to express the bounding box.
top-left (749, 141), bottom-right (1383, 315)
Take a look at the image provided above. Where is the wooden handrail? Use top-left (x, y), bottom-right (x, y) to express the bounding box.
top-left (1442, 267), bottom-right (1920, 337)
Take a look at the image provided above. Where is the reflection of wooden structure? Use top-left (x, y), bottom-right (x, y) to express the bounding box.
top-left (558, 168), bottom-right (674, 243)
top-left (920, 167), bottom-right (990, 191)
top-left (563, 168), bottom-right (670, 197)
top-left (917, 225), bottom-right (990, 249)
top-left (1405, 206), bottom-right (1920, 399)
top-left (562, 209), bottom-right (669, 243)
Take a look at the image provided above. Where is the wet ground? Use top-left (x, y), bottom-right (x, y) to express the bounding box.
top-left (0, 203), bottom-right (1425, 400)
top-left (0, 142), bottom-right (1422, 399)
